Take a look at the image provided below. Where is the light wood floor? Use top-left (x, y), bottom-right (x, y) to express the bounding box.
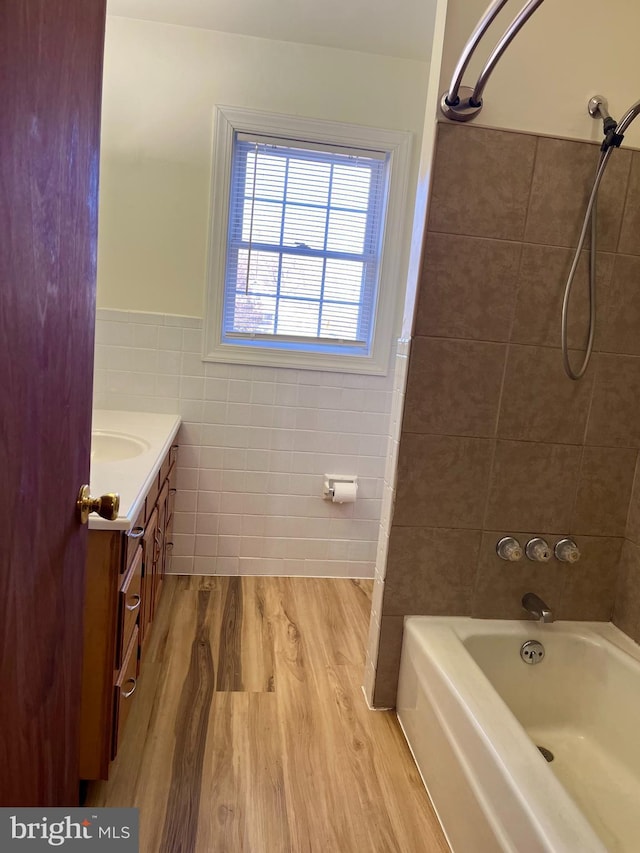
top-left (87, 575), bottom-right (450, 853)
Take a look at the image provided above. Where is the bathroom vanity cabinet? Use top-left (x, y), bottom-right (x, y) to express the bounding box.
top-left (79, 442), bottom-right (178, 780)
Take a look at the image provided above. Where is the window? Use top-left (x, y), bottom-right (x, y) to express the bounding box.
top-left (205, 107), bottom-right (412, 374)
top-left (225, 136), bottom-right (386, 354)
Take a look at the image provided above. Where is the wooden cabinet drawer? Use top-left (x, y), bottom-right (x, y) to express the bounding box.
top-left (160, 443), bottom-right (178, 485)
top-left (158, 478), bottom-right (169, 525)
top-left (165, 507), bottom-right (174, 576)
top-left (141, 507), bottom-right (158, 646)
top-left (116, 546), bottom-right (142, 670)
top-left (145, 475), bottom-right (160, 520)
top-left (167, 481), bottom-right (176, 523)
top-left (112, 625), bottom-right (139, 760)
top-left (122, 504), bottom-right (145, 574)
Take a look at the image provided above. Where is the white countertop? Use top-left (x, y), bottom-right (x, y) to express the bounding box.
top-left (89, 410), bottom-right (181, 531)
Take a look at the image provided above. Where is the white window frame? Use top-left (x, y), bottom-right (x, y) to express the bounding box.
top-left (204, 106), bottom-right (412, 375)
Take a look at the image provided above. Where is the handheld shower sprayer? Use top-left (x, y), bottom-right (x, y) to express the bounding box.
top-left (561, 95), bottom-right (640, 380)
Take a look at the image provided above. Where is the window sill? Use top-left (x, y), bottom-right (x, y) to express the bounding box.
top-left (202, 341), bottom-right (390, 375)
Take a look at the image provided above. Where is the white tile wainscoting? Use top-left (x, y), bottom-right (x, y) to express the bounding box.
top-left (93, 308), bottom-right (395, 577)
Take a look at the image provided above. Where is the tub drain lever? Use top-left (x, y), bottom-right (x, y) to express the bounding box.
top-left (521, 640), bottom-right (545, 665)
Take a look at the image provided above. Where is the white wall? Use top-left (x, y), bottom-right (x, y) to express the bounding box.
top-left (98, 15), bottom-right (430, 317)
top-left (438, 0), bottom-right (640, 147)
top-left (95, 15), bottom-right (432, 578)
top-left (106, 0), bottom-right (435, 62)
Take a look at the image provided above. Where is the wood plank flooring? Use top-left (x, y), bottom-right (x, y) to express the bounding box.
top-left (86, 576), bottom-right (450, 853)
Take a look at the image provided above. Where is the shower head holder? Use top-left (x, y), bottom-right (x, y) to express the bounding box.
top-left (588, 94), bottom-right (624, 150)
top-left (601, 129), bottom-right (625, 152)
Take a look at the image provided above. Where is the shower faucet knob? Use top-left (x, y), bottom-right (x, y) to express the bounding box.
top-left (525, 538), bottom-right (551, 562)
top-left (496, 537), bottom-right (523, 561)
top-left (555, 538), bottom-right (580, 563)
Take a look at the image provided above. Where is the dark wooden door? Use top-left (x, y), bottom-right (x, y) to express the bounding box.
top-left (0, 1), bottom-right (106, 806)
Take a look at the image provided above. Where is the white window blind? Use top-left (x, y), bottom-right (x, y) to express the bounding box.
top-left (222, 132), bottom-right (390, 356)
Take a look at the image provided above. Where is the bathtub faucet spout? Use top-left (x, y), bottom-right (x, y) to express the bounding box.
top-left (522, 592), bottom-right (553, 623)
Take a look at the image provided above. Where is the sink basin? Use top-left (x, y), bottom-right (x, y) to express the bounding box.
top-left (91, 430), bottom-right (150, 462)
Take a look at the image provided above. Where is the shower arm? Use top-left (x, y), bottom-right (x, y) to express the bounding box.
top-left (441, 0), bottom-right (546, 122)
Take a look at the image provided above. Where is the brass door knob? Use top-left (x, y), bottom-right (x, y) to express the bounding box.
top-left (77, 484), bottom-right (120, 524)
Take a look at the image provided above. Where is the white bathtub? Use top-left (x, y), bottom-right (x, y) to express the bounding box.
top-left (397, 617), bottom-right (640, 853)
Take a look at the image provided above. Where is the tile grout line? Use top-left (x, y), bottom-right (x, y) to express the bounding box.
top-left (623, 451), bottom-right (640, 544)
top-left (615, 148), bottom-right (635, 255)
top-left (520, 132), bottom-right (541, 241)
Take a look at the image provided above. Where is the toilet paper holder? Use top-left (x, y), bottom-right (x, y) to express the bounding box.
top-left (323, 474), bottom-right (358, 502)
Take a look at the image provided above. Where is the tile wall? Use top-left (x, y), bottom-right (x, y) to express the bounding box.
top-left (369, 122), bottom-right (640, 707)
top-left (93, 308), bottom-right (394, 577)
top-left (615, 464), bottom-right (640, 642)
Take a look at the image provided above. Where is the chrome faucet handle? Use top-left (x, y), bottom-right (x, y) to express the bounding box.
top-left (555, 538), bottom-right (580, 563)
top-left (525, 537), bottom-right (551, 562)
top-left (496, 537), bottom-right (523, 561)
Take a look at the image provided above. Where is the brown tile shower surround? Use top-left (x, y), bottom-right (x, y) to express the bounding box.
top-left (373, 121), bottom-right (640, 707)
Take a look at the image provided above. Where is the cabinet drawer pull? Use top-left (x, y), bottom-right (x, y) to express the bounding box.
top-left (165, 541), bottom-right (174, 572)
top-left (122, 678), bottom-right (137, 699)
top-left (127, 526), bottom-right (145, 539)
top-left (126, 593), bottom-right (141, 612)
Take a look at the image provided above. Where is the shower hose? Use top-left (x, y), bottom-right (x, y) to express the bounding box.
top-left (561, 147), bottom-right (613, 380)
